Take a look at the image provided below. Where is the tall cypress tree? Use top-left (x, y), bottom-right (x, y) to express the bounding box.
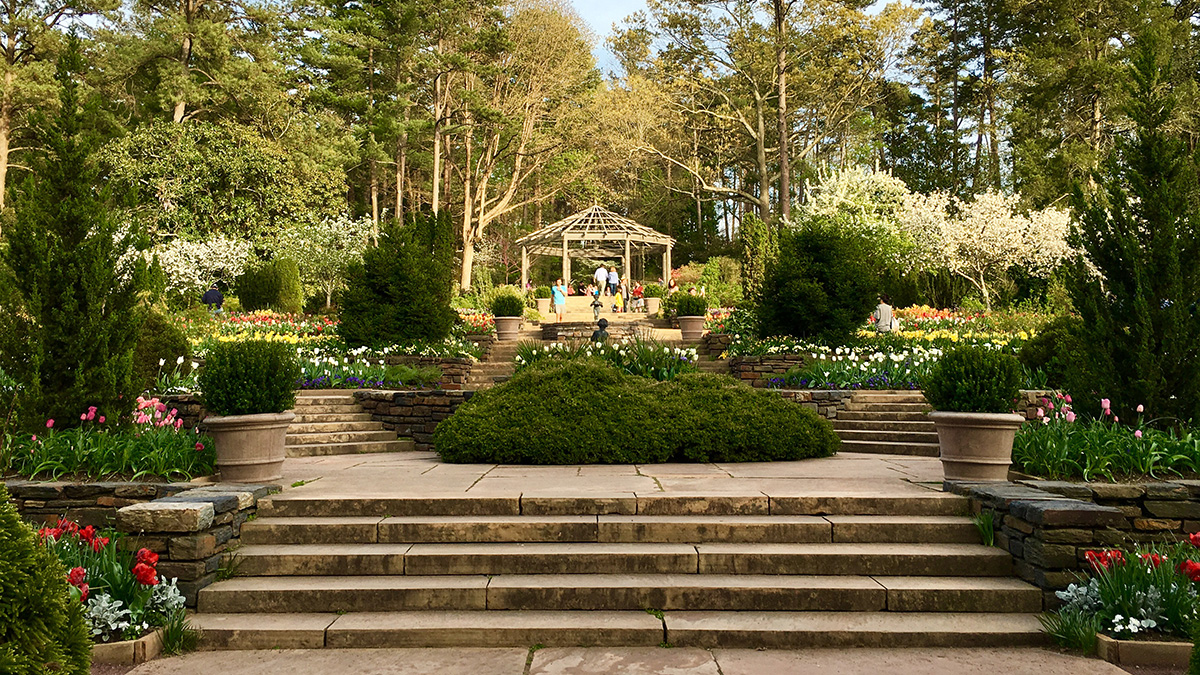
top-left (4, 36), bottom-right (151, 427)
top-left (1069, 29), bottom-right (1200, 422)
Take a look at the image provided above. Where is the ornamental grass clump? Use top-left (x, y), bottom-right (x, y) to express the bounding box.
top-left (922, 345), bottom-right (1021, 413)
top-left (199, 340), bottom-right (300, 416)
top-left (0, 488), bottom-right (91, 674)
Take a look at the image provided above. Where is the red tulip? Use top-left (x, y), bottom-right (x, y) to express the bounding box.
top-left (135, 548), bottom-right (159, 567)
top-left (132, 562), bottom-right (158, 586)
top-left (67, 566), bottom-right (86, 586)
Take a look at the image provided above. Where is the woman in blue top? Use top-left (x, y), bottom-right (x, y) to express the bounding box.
top-left (552, 278), bottom-right (568, 323)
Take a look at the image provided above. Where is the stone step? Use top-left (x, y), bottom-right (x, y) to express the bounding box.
top-left (850, 392), bottom-right (928, 404)
top-left (832, 420), bottom-right (937, 432)
top-left (663, 611), bottom-right (1047, 649)
top-left (230, 542), bottom-right (1010, 577)
top-left (291, 413), bottom-right (375, 424)
top-left (838, 411), bottom-right (932, 422)
top-left (189, 610), bottom-right (1046, 650)
top-left (197, 574), bottom-right (1039, 614)
top-left (285, 430), bottom-right (400, 446)
top-left (843, 402), bottom-right (932, 413)
top-left (285, 440), bottom-right (415, 457)
top-left (288, 404), bottom-right (364, 415)
top-left (239, 515), bottom-right (979, 546)
top-left (835, 429), bottom-right (940, 444)
top-left (256, 494), bottom-right (968, 518)
top-left (287, 421), bottom-right (385, 434)
top-left (293, 395), bottom-right (358, 406)
top-left (839, 440), bottom-right (941, 457)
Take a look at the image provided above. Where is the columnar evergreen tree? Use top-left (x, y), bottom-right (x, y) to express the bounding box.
top-left (1069, 30), bottom-right (1200, 422)
top-left (3, 37), bottom-right (152, 427)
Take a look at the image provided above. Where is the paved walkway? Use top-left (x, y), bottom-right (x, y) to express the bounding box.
top-left (125, 647), bottom-right (1130, 675)
top-left (272, 452), bottom-right (947, 502)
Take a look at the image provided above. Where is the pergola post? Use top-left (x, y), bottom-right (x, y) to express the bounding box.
top-left (665, 244), bottom-right (673, 282)
top-left (520, 246), bottom-right (529, 290)
top-left (561, 236), bottom-right (570, 284)
top-left (622, 237), bottom-right (631, 286)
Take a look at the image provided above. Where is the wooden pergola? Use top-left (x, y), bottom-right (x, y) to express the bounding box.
top-left (517, 205), bottom-right (675, 288)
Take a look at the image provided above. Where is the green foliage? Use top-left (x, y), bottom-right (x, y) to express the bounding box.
top-left (1040, 609), bottom-right (1100, 653)
top-left (756, 227), bottom-right (878, 344)
top-left (340, 214), bottom-right (457, 347)
top-left (0, 488), bottom-right (91, 675)
top-left (739, 214), bottom-right (778, 304)
top-left (490, 292), bottom-right (526, 317)
top-left (922, 346), bottom-right (1021, 413)
top-left (697, 256), bottom-right (743, 307)
top-left (1066, 31), bottom-right (1200, 423)
top-left (673, 294), bottom-right (707, 317)
top-left (132, 312), bottom-right (191, 395)
top-left (642, 283), bottom-right (665, 299)
top-left (236, 259), bottom-right (303, 314)
top-left (199, 340), bottom-right (300, 416)
top-left (971, 510), bottom-right (995, 546)
top-left (104, 120), bottom-right (344, 240)
top-left (514, 337), bottom-right (698, 381)
top-left (533, 286), bottom-right (552, 299)
top-left (160, 609), bottom-right (200, 656)
top-left (434, 360), bottom-right (840, 464)
top-left (3, 41), bottom-right (151, 431)
top-left (1018, 316), bottom-right (1086, 391)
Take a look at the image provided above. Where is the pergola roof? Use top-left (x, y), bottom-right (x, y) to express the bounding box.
top-left (516, 205), bottom-right (675, 252)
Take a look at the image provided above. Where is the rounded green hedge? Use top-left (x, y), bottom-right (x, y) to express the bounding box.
top-left (923, 345), bottom-right (1022, 414)
top-left (434, 360), bottom-right (840, 464)
top-left (199, 340), bottom-right (300, 416)
top-left (0, 487), bottom-right (91, 675)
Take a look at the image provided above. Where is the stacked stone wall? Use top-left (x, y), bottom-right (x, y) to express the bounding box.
top-left (355, 389), bottom-right (474, 451)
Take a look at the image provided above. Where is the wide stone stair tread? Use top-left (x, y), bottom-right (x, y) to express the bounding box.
top-left (240, 514), bottom-right (980, 545)
top-left (197, 573), bottom-right (1039, 614)
top-left (229, 542), bottom-right (1011, 577)
top-left (838, 410), bottom-right (933, 422)
top-left (189, 610), bottom-right (1045, 650)
top-left (285, 440), bottom-right (415, 457)
top-left (287, 403), bottom-right (364, 415)
top-left (832, 419), bottom-right (937, 432)
top-left (291, 412), bottom-right (375, 424)
top-left (286, 430), bottom-right (400, 445)
top-left (286, 421), bottom-right (385, 434)
top-left (843, 402), bottom-right (932, 413)
top-left (839, 440), bottom-right (941, 457)
top-left (294, 395), bottom-right (358, 405)
top-left (850, 393), bottom-right (929, 403)
top-left (835, 429), bottom-right (940, 443)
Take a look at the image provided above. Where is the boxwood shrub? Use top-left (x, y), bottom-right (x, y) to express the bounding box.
top-left (434, 360), bottom-right (840, 464)
top-left (923, 345), bottom-right (1022, 414)
top-left (674, 294), bottom-right (708, 317)
top-left (199, 340), bottom-right (301, 416)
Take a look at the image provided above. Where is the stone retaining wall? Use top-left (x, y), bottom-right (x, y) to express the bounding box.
top-left (383, 356), bottom-right (474, 390)
top-left (354, 389), bottom-right (475, 451)
top-left (541, 322), bottom-right (649, 341)
top-left (949, 479), bottom-right (1200, 608)
top-left (161, 394), bottom-right (206, 430)
top-left (698, 333), bottom-right (733, 357)
top-left (775, 390), bottom-right (855, 420)
top-left (4, 480), bottom-right (196, 528)
top-left (728, 355), bottom-right (807, 387)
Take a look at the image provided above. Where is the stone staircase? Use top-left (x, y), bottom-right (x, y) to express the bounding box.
top-left (466, 339), bottom-right (525, 390)
top-left (834, 391), bottom-right (940, 457)
top-left (287, 391), bottom-right (414, 456)
top-left (192, 493), bottom-right (1044, 649)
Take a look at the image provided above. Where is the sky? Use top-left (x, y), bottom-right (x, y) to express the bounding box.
top-left (570, 0), bottom-right (645, 72)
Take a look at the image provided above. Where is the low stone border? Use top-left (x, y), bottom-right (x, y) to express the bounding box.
top-left (728, 355), bottom-right (806, 387)
top-left (774, 389), bottom-right (854, 420)
top-left (1096, 634), bottom-right (1191, 668)
top-left (4, 480), bottom-right (197, 527)
top-left (354, 389), bottom-right (475, 451)
top-left (698, 333), bottom-right (733, 356)
top-left (383, 356), bottom-right (473, 390)
top-left (116, 483), bottom-right (279, 605)
top-left (540, 321), bottom-right (651, 341)
top-left (92, 628), bottom-right (163, 666)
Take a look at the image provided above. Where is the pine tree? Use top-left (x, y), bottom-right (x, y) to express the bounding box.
top-left (1068, 29), bottom-right (1200, 422)
top-left (3, 36), bottom-right (151, 428)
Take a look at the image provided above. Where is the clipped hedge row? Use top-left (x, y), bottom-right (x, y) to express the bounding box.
top-left (434, 360), bottom-right (841, 464)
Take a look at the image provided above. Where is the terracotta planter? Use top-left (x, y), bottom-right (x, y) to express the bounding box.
top-left (203, 411), bottom-right (295, 483)
top-left (494, 316), bottom-right (522, 341)
top-left (645, 297), bottom-right (662, 315)
top-left (678, 315), bottom-right (707, 342)
top-left (535, 298), bottom-right (551, 315)
top-left (930, 410), bottom-right (1024, 481)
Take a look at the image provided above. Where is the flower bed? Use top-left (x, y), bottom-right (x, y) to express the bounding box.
top-left (2, 400), bottom-right (215, 481)
top-left (515, 337), bottom-right (699, 381)
top-left (455, 309), bottom-right (495, 335)
top-left (1014, 396), bottom-right (1200, 481)
top-left (39, 518), bottom-right (185, 644)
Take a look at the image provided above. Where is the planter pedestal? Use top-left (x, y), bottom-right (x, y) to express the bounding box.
top-left (678, 315), bottom-right (706, 342)
top-left (203, 411), bottom-right (295, 483)
top-left (645, 297), bottom-right (662, 316)
top-left (494, 316), bottom-right (522, 341)
top-left (930, 411), bottom-right (1024, 481)
top-left (535, 298), bottom-right (551, 315)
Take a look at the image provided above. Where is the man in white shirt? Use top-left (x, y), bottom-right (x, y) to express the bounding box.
top-left (594, 265), bottom-right (609, 296)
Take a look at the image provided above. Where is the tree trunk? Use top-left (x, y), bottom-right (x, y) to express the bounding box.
top-left (432, 59), bottom-right (443, 215)
top-left (755, 96), bottom-right (772, 220)
top-left (774, 0), bottom-right (790, 221)
top-left (459, 119), bottom-right (474, 291)
top-left (0, 70), bottom-right (13, 214)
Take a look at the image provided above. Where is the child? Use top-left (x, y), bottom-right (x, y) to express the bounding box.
top-left (613, 290), bottom-right (624, 314)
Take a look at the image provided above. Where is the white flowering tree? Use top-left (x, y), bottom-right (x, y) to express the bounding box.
top-left (275, 215), bottom-right (371, 308)
top-left (151, 236), bottom-right (253, 301)
top-left (795, 167), bottom-right (920, 268)
top-left (899, 190), bottom-right (1071, 310)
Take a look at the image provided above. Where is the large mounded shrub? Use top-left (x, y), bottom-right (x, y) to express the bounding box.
top-left (0, 487), bottom-right (91, 674)
top-left (1018, 315), bottom-right (1086, 391)
top-left (132, 311), bottom-right (191, 393)
top-left (199, 340), bottom-right (301, 416)
top-left (340, 214), bottom-right (457, 347)
top-left (434, 360), bottom-right (840, 464)
top-left (756, 227), bottom-right (878, 344)
top-left (236, 259), bottom-right (303, 313)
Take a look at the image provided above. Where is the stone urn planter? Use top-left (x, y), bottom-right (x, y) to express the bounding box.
top-left (535, 298), bottom-right (551, 315)
top-left (678, 315), bottom-right (707, 342)
top-left (930, 411), bottom-right (1024, 481)
top-left (204, 411), bottom-right (295, 482)
top-left (645, 297), bottom-right (662, 316)
top-left (494, 316), bottom-right (522, 342)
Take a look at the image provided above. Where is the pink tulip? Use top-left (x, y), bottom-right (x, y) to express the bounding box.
top-left (1101, 398), bottom-right (1111, 410)
top-left (31, 434), bottom-right (37, 442)
top-left (1114, 416), bottom-right (1119, 423)
top-left (1137, 404), bottom-right (1145, 413)
top-left (80, 413), bottom-right (87, 421)
top-left (174, 419), bottom-right (183, 430)
top-left (98, 416), bottom-right (105, 424)
top-left (45, 419), bottom-right (53, 428)
top-left (1066, 412), bottom-right (1077, 423)
top-left (1135, 430), bottom-right (1143, 439)
top-left (1047, 402), bottom-right (1055, 411)
top-left (1065, 394), bottom-right (1072, 403)
top-left (1037, 408), bottom-right (1045, 418)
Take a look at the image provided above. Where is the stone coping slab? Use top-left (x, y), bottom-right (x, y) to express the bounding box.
top-left (91, 628), bottom-right (163, 665)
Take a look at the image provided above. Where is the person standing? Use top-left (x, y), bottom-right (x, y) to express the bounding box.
top-left (594, 265), bottom-right (609, 296)
top-left (667, 279), bottom-right (679, 296)
top-left (551, 278), bottom-right (568, 323)
top-left (607, 266), bottom-right (619, 297)
top-left (872, 294), bottom-right (898, 333)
